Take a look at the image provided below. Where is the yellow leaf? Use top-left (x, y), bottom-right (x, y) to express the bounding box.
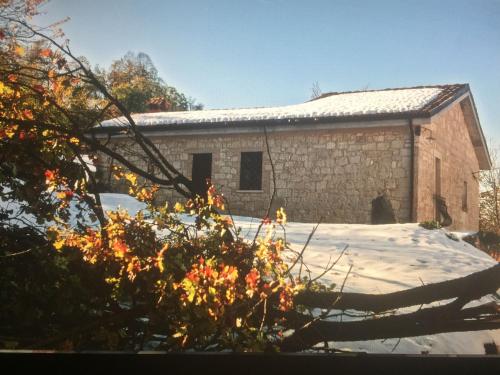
top-left (5, 125), bottom-right (18, 139)
top-left (53, 238), bottom-right (66, 251)
top-left (187, 286), bottom-right (195, 303)
top-left (124, 173), bottom-right (137, 185)
top-left (14, 45), bottom-right (25, 56)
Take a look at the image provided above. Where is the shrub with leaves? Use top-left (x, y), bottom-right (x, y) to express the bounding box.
top-left (47, 173), bottom-right (304, 350)
top-left (1, 1), bottom-right (305, 351)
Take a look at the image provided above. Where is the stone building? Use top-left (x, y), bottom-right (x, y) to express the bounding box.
top-left (94, 84), bottom-right (491, 231)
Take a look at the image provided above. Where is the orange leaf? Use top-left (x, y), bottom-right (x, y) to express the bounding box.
top-left (7, 74), bottom-right (17, 82)
top-left (39, 48), bottom-right (52, 58)
top-left (113, 240), bottom-right (128, 258)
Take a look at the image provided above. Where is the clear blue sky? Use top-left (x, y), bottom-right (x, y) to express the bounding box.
top-left (38, 0), bottom-right (500, 142)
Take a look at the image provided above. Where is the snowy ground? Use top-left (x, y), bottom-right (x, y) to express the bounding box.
top-left (235, 217), bottom-right (499, 354)
top-left (99, 194), bottom-right (500, 355)
top-left (2, 193), bottom-right (499, 354)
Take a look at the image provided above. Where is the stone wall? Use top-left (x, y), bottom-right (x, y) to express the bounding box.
top-left (414, 101), bottom-right (480, 231)
top-left (97, 126), bottom-right (412, 224)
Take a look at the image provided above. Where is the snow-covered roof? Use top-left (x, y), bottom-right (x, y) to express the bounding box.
top-left (99, 84), bottom-right (468, 128)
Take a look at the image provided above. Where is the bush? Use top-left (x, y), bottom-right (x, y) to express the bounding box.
top-left (419, 220), bottom-right (442, 230)
top-left (42, 179), bottom-right (305, 351)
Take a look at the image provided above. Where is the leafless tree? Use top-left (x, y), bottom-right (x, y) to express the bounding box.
top-left (310, 81), bottom-right (322, 100)
top-left (480, 141), bottom-right (500, 234)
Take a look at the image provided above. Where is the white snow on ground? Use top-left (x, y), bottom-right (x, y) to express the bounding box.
top-left (100, 193), bottom-right (146, 215)
top-left (98, 194), bottom-right (499, 355)
top-left (73, 154), bottom-right (97, 173)
top-left (2, 192), bottom-right (498, 354)
top-left (100, 87), bottom-right (443, 127)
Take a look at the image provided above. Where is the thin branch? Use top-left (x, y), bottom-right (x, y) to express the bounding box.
top-left (0, 248), bottom-right (32, 258)
top-left (252, 125), bottom-right (277, 244)
top-left (308, 244), bottom-right (349, 286)
top-left (285, 220), bottom-right (321, 277)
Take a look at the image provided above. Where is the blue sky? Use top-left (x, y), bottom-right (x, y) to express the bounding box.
top-left (38, 0), bottom-right (500, 142)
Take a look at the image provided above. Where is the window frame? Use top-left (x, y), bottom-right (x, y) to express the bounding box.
top-left (239, 151), bottom-right (263, 191)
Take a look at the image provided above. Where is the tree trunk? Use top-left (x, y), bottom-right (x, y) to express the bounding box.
top-left (279, 264), bottom-right (500, 352)
top-left (293, 264), bottom-right (500, 312)
top-left (279, 302), bottom-right (500, 352)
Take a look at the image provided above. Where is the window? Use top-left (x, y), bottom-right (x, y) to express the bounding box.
top-left (435, 157), bottom-right (441, 221)
top-left (192, 153), bottom-right (212, 198)
top-left (239, 152), bottom-right (262, 190)
top-left (462, 181), bottom-right (468, 211)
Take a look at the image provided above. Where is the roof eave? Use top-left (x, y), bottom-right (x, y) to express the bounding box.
top-left (90, 111), bottom-right (430, 136)
top-left (423, 85), bottom-right (491, 170)
top-left (461, 92), bottom-right (492, 170)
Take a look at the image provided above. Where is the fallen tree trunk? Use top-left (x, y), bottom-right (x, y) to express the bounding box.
top-left (278, 264), bottom-right (500, 351)
top-left (293, 264), bottom-right (500, 312)
top-left (279, 301), bottom-right (500, 352)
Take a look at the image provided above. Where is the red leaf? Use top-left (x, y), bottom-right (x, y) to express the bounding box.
top-left (44, 169), bottom-right (56, 182)
top-left (23, 109), bottom-right (34, 120)
top-left (33, 84), bottom-right (45, 94)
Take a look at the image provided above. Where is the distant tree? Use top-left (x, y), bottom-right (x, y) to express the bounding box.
top-left (480, 142), bottom-right (500, 234)
top-left (310, 81), bottom-right (322, 100)
top-left (96, 51), bottom-right (203, 115)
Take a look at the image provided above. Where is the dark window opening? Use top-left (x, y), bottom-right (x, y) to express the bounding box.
top-left (240, 152), bottom-right (262, 191)
top-left (191, 153), bottom-right (212, 198)
top-left (462, 181), bottom-right (468, 211)
top-left (435, 157), bottom-right (441, 221)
